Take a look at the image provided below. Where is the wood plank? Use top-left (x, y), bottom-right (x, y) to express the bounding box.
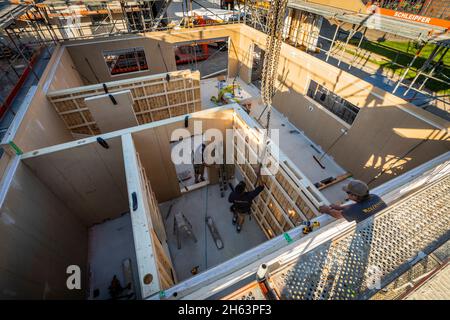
top-left (317, 173), bottom-right (353, 190)
top-left (85, 90), bottom-right (138, 133)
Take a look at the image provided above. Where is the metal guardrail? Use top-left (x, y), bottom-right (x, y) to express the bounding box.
top-left (262, 173), bottom-right (450, 300)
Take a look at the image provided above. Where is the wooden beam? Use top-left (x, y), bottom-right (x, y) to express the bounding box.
top-left (317, 172), bottom-right (353, 190)
top-left (121, 133), bottom-right (161, 298)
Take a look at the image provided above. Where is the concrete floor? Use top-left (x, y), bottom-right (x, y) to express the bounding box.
top-left (177, 46), bottom-right (228, 78)
top-left (159, 184), bottom-right (266, 282)
top-left (88, 213), bottom-right (139, 300)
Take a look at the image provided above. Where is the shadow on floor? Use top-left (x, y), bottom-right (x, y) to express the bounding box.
top-left (159, 183), bottom-right (267, 282)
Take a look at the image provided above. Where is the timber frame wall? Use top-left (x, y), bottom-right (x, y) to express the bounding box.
top-left (47, 70), bottom-right (201, 136)
top-left (122, 134), bottom-right (176, 295)
top-left (233, 109), bottom-right (327, 239)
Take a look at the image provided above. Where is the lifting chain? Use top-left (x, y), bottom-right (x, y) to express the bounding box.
top-left (257, 0), bottom-right (288, 181)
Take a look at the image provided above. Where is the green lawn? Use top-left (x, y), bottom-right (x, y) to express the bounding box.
top-left (347, 39), bottom-right (450, 94)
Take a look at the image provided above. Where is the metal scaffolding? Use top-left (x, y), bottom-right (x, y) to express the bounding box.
top-left (0, 0), bottom-right (448, 126)
top-left (283, 2), bottom-right (450, 116)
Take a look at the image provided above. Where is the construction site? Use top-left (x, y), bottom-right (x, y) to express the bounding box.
top-left (0, 0), bottom-right (448, 301)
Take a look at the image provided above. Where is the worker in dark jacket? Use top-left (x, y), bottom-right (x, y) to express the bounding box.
top-left (319, 180), bottom-right (387, 223)
top-left (228, 181), bottom-right (264, 232)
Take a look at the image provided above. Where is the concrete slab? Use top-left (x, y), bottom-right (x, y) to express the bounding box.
top-left (88, 213), bottom-right (140, 300)
top-left (159, 183), bottom-right (267, 282)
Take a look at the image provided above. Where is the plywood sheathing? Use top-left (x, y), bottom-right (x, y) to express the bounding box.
top-left (47, 70), bottom-right (201, 136)
top-left (0, 163), bottom-right (88, 299)
top-left (23, 137), bottom-right (128, 226)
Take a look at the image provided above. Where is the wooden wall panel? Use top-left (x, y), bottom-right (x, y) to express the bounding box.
top-left (66, 35), bottom-right (176, 84)
top-left (22, 137), bottom-right (129, 226)
top-left (238, 24), bottom-right (450, 187)
top-left (233, 113), bottom-right (325, 239)
top-left (131, 109), bottom-right (234, 202)
top-left (0, 163), bottom-right (88, 299)
top-left (85, 90), bottom-right (138, 133)
top-left (47, 70), bottom-right (201, 136)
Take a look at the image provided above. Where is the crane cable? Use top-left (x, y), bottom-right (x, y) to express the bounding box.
top-left (257, 0), bottom-right (288, 181)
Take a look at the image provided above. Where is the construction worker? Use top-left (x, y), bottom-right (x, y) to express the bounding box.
top-left (193, 143), bottom-right (207, 183)
top-left (108, 275), bottom-right (131, 299)
top-left (319, 180), bottom-right (387, 223)
top-left (228, 181), bottom-right (264, 233)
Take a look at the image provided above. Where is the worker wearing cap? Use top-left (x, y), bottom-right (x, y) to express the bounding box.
top-left (319, 180), bottom-right (387, 223)
top-left (228, 181), bottom-right (264, 233)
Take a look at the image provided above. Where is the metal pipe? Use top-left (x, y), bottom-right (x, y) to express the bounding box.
top-left (256, 264), bottom-right (278, 300)
top-left (244, 0), bottom-right (247, 25)
top-left (326, 22), bottom-right (340, 62)
top-left (337, 26), bottom-right (356, 67)
top-left (416, 47), bottom-right (449, 93)
top-left (26, 10), bottom-right (51, 57)
top-left (4, 28), bottom-right (40, 81)
top-left (36, 5), bottom-right (58, 44)
top-left (403, 43), bottom-right (443, 95)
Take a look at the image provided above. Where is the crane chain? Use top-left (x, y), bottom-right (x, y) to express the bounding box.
top-left (257, 0), bottom-right (288, 181)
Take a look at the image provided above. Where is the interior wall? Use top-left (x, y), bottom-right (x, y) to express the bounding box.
top-left (0, 163), bottom-right (88, 299)
top-left (11, 46), bottom-right (74, 153)
top-left (132, 109), bottom-right (234, 202)
top-left (23, 137), bottom-right (129, 226)
top-left (238, 24), bottom-right (450, 187)
top-left (66, 35), bottom-right (176, 84)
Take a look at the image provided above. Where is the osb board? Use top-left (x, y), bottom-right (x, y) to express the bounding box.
top-left (85, 90), bottom-right (138, 133)
top-left (23, 137), bottom-right (129, 226)
top-left (233, 115), bottom-right (320, 239)
top-left (47, 70), bottom-right (202, 136)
